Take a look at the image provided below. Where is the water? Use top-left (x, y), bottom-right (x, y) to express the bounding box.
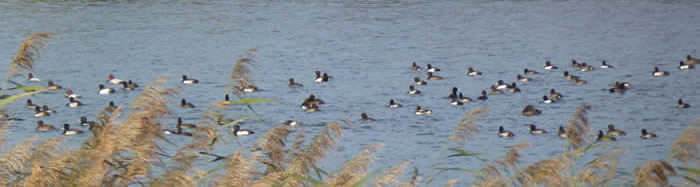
top-left (1, 0), bottom-right (699, 185)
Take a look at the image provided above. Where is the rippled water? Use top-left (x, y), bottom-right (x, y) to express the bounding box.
top-left (1, 0), bottom-right (699, 185)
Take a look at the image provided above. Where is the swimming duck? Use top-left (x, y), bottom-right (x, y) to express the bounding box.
top-left (411, 62), bottom-right (422, 71)
top-left (686, 55), bottom-right (698, 65)
top-left (80, 116), bottom-right (97, 127)
top-left (233, 125), bottom-right (254, 136)
top-left (121, 81), bottom-right (135, 90)
top-left (477, 90), bottom-right (488, 101)
top-left (458, 93), bottom-right (473, 102)
top-left (517, 74), bottom-right (532, 82)
top-left (415, 106), bottom-right (432, 115)
top-left (67, 97), bottom-right (82, 108)
top-left (243, 85), bottom-right (258, 92)
top-left (180, 99), bottom-right (195, 108)
top-left (303, 103), bottom-right (320, 112)
top-left (529, 124), bottom-right (546, 134)
top-left (301, 94), bottom-right (324, 109)
top-left (127, 80), bottom-right (139, 88)
top-left (490, 85), bottom-right (504, 95)
top-left (467, 67), bottom-right (482, 76)
top-left (616, 81), bottom-right (631, 88)
top-left (41, 105), bottom-right (56, 113)
top-left (558, 126), bottom-right (567, 138)
top-left (522, 105), bottom-right (541, 116)
top-left (26, 99), bottom-right (38, 109)
top-left (388, 99), bottom-right (402, 108)
top-left (361, 113), bottom-right (376, 121)
top-left (177, 117), bottom-right (197, 129)
top-left (600, 61), bottom-right (614, 69)
top-left (66, 89), bottom-right (80, 98)
top-left (288, 78), bottom-right (303, 88)
top-left (163, 127), bottom-right (178, 135)
top-left (579, 63), bottom-right (594, 71)
top-left (573, 77), bottom-right (587, 85)
top-left (224, 94), bottom-right (230, 101)
top-left (562, 71), bottom-right (575, 80)
top-left (314, 71), bottom-right (329, 83)
top-left (63, 124), bottom-right (83, 135)
top-left (606, 124), bottom-right (626, 136)
top-left (108, 74), bottom-right (125, 84)
top-left (679, 61), bottom-right (693, 70)
top-left (98, 84), bottom-right (115, 95)
top-left (496, 80), bottom-right (511, 90)
top-left (678, 99), bottom-right (690, 108)
top-left (426, 64), bottom-right (440, 72)
top-left (34, 106), bottom-right (50, 117)
top-left (524, 68), bottom-right (538, 75)
top-left (449, 98), bottom-right (464, 106)
top-left (282, 120), bottom-right (302, 126)
top-left (47, 80), bottom-right (62, 90)
top-left (35, 120), bottom-right (56, 132)
top-left (426, 72), bottom-right (442, 80)
top-left (640, 129), bottom-right (657, 139)
top-left (571, 59), bottom-right (582, 68)
top-left (104, 101), bottom-right (117, 113)
top-left (652, 67), bottom-right (669, 77)
top-left (542, 96), bottom-right (554, 104)
top-left (408, 85), bottom-right (421, 95)
top-left (609, 83), bottom-right (626, 93)
top-left (27, 73), bottom-right (40, 82)
top-left (509, 83), bottom-right (521, 93)
top-left (550, 89), bottom-right (562, 99)
top-left (182, 75), bottom-right (199, 84)
top-left (498, 126), bottom-right (514, 137)
top-left (597, 130), bottom-right (616, 142)
top-left (544, 61), bottom-right (558, 70)
top-left (414, 77), bottom-right (427, 85)
top-left (448, 87), bottom-right (458, 100)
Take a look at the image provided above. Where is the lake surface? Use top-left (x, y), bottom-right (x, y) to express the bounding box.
top-left (1, 0), bottom-right (699, 185)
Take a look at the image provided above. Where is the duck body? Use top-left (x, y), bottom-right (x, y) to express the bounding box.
top-left (498, 126), bottom-right (514, 137)
top-left (640, 129), bottom-right (657, 139)
top-left (522, 105), bottom-right (541, 116)
top-left (182, 75), bottom-right (199, 84)
top-left (98, 84), bottom-right (115, 95)
top-left (529, 124), bottom-right (546, 134)
top-left (415, 106), bottom-right (432, 115)
top-left (233, 125), bottom-right (254, 136)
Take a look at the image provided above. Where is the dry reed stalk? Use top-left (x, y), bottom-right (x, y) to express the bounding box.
top-left (255, 125), bottom-right (291, 173)
top-left (0, 122), bottom-right (8, 146)
top-left (634, 160), bottom-right (676, 186)
top-left (9, 33), bottom-right (52, 74)
top-left (450, 108), bottom-right (487, 146)
top-left (230, 48), bottom-right (257, 95)
top-left (326, 143), bottom-right (384, 187)
top-left (215, 148), bottom-right (253, 187)
top-left (0, 137), bottom-right (37, 184)
top-left (670, 125), bottom-right (699, 166)
top-left (72, 109), bottom-right (122, 186)
top-left (286, 121), bottom-right (344, 177)
top-left (399, 167), bottom-right (421, 187)
top-left (374, 160), bottom-right (412, 187)
top-left (473, 143), bottom-right (529, 187)
top-left (151, 170), bottom-right (198, 187)
top-left (565, 105), bottom-right (592, 150)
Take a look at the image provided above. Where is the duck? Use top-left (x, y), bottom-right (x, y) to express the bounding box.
top-left (517, 74), bottom-right (533, 82)
top-left (477, 90), bottom-right (488, 101)
top-left (233, 125), bottom-right (254, 136)
top-left (679, 61), bottom-right (693, 70)
top-left (67, 97), bottom-right (82, 108)
top-left (27, 73), bottom-right (40, 82)
top-left (98, 84), bottom-right (115, 95)
top-left (448, 87), bottom-right (458, 100)
top-left (415, 106), bottom-right (432, 115)
top-left (616, 81), bottom-right (632, 88)
top-left (609, 83), bottom-right (626, 93)
top-left (640, 129), bottom-right (657, 139)
top-left (104, 101), bottom-right (117, 113)
top-left (303, 103), bottom-right (320, 112)
top-left (529, 124), bottom-right (546, 134)
top-left (288, 78), bottom-right (303, 88)
top-left (549, 89), bottom-right (562, 99)
top-left (686, 55), bottom-right (698, 65)
top-left (544, 61), bottom-right (558, 70)
top-left (163, 127), bottom-right (178, 135)
top-left (678, 99), bottom-right (690, 108)
top-left (600, 61), bottom-right (614, 69)
top-left (426, 72), bottom-right (442, 80)
top-left (498, 126), bottom-right (514, 137)
top-left (34, 106), bottom-right (50, 117)
top-left (413, 77), bottom-right (427, 85)
top-left (579, 63), bottom-right (594, 71)
top-left (458, 93), bottom-right (473, 102)
top-left (127, 80), bottom-right (139, 88)
top-left (408, 85), bottom-right (421, 95)
top-left (571, 59), bottom-right (582, 68)
top-left (80, 116), bottom-right (97, 127)
top-left (449, 98), bottom-right (464, 106)
top-left (522, 105), bottom-right (541, 116)
top-left (573, 77), bottom-right (587, 85)
top-left (121, 81), bottom-right (135, 90)
top-left (509, 83), bottom-right (521, 93)
top-left (41, 105), bottom-right (56, 113)
top-left (282, 120), bottom-right (302, 126)
top-left (182, 75), bottom-right (199, 84)
top-left (47, 80), bottom-right (62, 90)
top-left (426, 64), bottom-right (440, 72)
top-left (542, 96), bottom-right (554, 104)
top-left (180, 99), bottom-right (195, 108)
top-left (563, 71), bottom-right (578, 80)
top-left (224, 94), bottom-right (230, 101)
top-left (300, 94), bottom-right (324, 109)
top-left (177, 117), bottom-right (197, 129)
top-left (314, 71), bottom-right (328, 83)
top-left (26, 99), bottom-right (38, 109)
top-left (107, 74), bottom-right (125, 84)
top-left (606, 124), bottom-right (626, 136)
top-left (597, 130), bottom-right (616, 142)
top-left (467, 67), bottom-right (482, 76)
top-left (243, 85), bottom-right (259, 93)
top-left (524, 68), bottom-right (538, 75)
top-left (388, 99), bottom-right (402, 108)
top-left (360, 113), bottom-right (376, 121)
top-left (489, 85), bottom-right (504, 95)
top-left (411, 62), bottom-right (422, 71)
top-left (35, 120), bottom-right (56, 132)
top-left (66, 89), bottom-right (81, 98)
top-left (62, 124), bottom-right (84, 135)
top-left (496, 80), bottom-right (511, 90)
top-left (652, 67), bottom-right (669, 77)
top-left (558, 126), bottom-right (568, 138)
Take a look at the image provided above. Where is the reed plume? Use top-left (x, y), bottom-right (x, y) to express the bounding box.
top-left (215, 148), bottom-right (254, 187)
top-left (399, 167), bottom-right (421, 187)
top-left (0, 137), bottom-right (37, 184)
top-left (9, 33), bottom-right (52, 74)
top-left (450, 108), bottom-right (487, 146)
top-left (634, 160), bottom-right (676, 186)
top-left (565, 104), bottom-right (592, 150)
top-left (670, 125), bottom-right (698, 166)
top-left (374, 160), bottom-right (412, 187)
top-left (255, 125), bottom-right (291, 173)
top-left (326, 143), bottom-right (384, 186)
top-left (230, 48), bottom-right (257, 95)
top-left (473, 143), bottom-right (529, 187)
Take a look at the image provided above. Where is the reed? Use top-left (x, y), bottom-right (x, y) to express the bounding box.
top-left (4, 33), bottom-right (52, 90)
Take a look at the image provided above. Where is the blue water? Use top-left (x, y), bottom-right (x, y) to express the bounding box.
top-left (1, 0), bottom-right (698, 185)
